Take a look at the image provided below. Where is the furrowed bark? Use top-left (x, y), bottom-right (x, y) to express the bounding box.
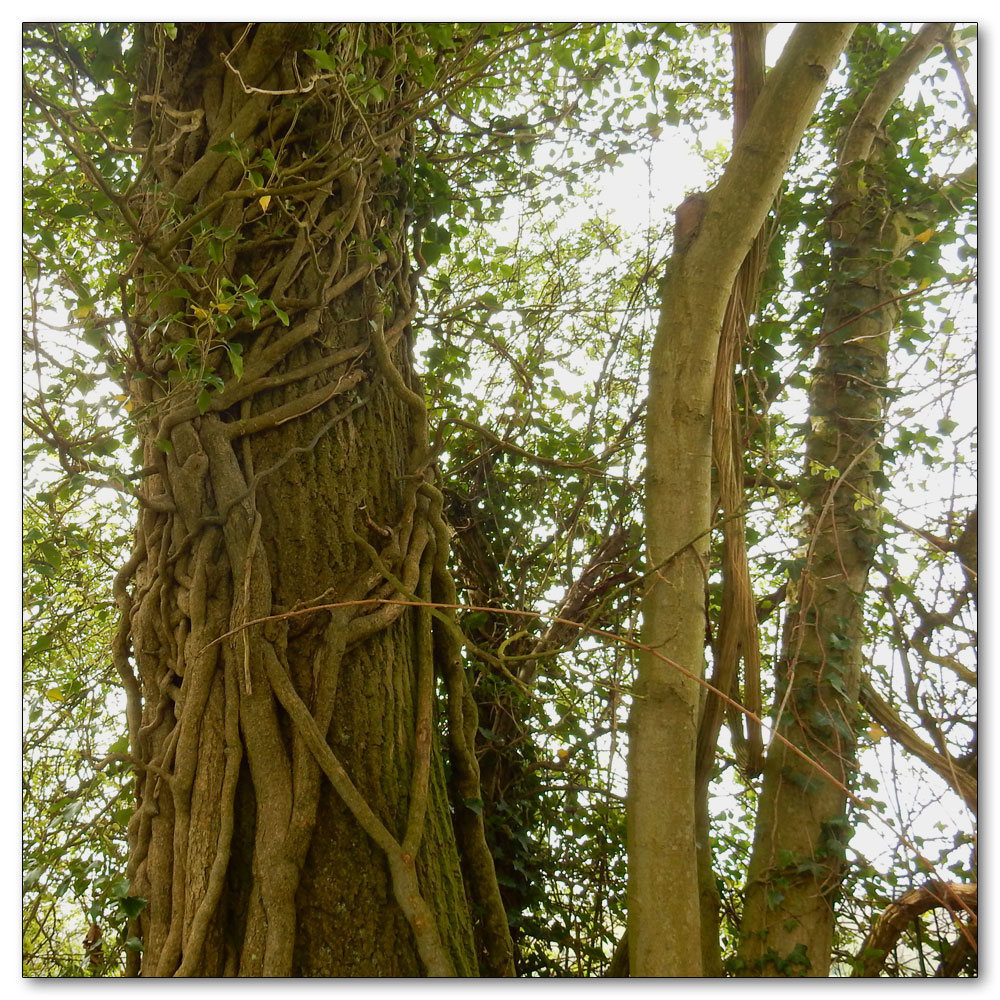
top-left (116, 22), bottom-right (503, 976)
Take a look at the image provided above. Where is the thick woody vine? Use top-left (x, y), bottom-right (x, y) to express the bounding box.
top-left (53, 23), bottom-right (520, 976)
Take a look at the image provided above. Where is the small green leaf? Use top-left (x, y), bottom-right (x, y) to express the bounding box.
top-left (208, 137), bottom-right (241, 158)
top-left (268, 301), bottom-right (290, 326)
top-left (56, 203), bottom-right (89, 219)
top-left (120, 896), bottom-right (148, 918)
top-left (37, 541), bottom-right (62, 570)
top-left (552, 47), bottom-right (575, 71)
top-left (196, 388), bottom-right (213, 414)
top-left (23, 867), bottom-right (45, 890)
top-left (827, 674), bottom-right (848, 698)
top-left (109, 877), bottom-right (130, 899)
top-left (227, 343), bottom-right (244, 379)
top-left (304, 48), bottom-right (337, 72)
top-left (60, 800), bottom-right (83, 823)
top-left (639, 54), bottom-right (660, 81)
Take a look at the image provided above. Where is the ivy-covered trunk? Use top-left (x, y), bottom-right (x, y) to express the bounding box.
top-left (736, 23), bottom-right (954, 977)
top-left (115, 23), bottom-right (508, 976)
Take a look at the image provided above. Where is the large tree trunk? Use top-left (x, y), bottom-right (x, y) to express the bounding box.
top-left (114, 23), bottom-right (508, 977)
top-left (627, 23), bottom-right (854, 977)
top-left (736, 23), bottom-right (954, 978)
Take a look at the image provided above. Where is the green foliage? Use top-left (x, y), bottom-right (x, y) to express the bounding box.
top-left (23, 493), bottom-right (132, 976)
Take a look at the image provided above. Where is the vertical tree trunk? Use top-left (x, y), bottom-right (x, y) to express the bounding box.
top-left (115, 23), bottom-right (507, 976)
top-left (736, 23), bottom-right (954, 978)
top-left (628, 23), bottom-right (854, 977)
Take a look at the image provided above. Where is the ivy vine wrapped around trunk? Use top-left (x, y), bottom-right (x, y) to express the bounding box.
top-left (113, 23), bottom-right (511, 976)
top-left (736, 22), bottom-right (955, 977)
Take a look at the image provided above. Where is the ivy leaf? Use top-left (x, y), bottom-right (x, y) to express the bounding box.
top-left (119, 896), bottom-right (148, 918)
top-left (639, 54), bottom-right (659, 81)
top-left (304, 48), bottom-right (337, 72)
top-left (267, 300), bottom-right (290, 326)
top-left (208, 136), bottom-right (241, 159)
top-left (56, 204), bottom-right (89, 219)
top-left (227, 342), bottom-right (244, 379)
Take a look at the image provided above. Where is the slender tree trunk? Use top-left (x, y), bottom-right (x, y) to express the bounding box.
top-left (628, 23), bottom-right (854, 978)
top-left (736, 23), bottom-right (954, 978)
top-left (115, 23), bottom-right (509, 976)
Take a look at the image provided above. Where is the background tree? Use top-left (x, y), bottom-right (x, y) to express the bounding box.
top-left (735, 23), bottom-right (965, 976)
top-left (628, 23), bottom-right (855, 977)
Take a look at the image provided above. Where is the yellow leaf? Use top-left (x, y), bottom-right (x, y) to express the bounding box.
top-left (913, 228), bottom-right (935, 244)
top-left (45, 687), bottom-right (64, 703)
top-left (74, 305), bottom-right (94, 320)
top-left (867, 723), bottom-right (886, 742)
top-left (258, 195), bottom-right (271, 212)
top-left (192, 305), bottom-right (209, 321)
top-left (918, 277), bottom-right (932, 291)
top-left (213, 301), bottom-right (231, 314)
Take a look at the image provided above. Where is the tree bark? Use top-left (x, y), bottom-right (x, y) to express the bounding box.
top-left (736, 23), bottom-right (955, 978)
top-left (116, 23), bottom-right (509, 976)
top-left (628, 23), bottom-right (855, 978)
